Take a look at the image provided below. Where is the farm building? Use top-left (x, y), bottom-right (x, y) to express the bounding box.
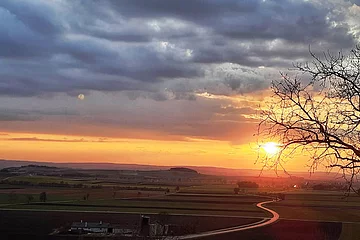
top-left (70, 221), bottom-right (113, 233)
top-left (70, 220), bottom-right (136, 235)
top-left (69, 216), bottom-right (184, 236)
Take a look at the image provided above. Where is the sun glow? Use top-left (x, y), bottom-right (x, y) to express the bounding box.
top-left (261, 142), bottom-right (281, 156)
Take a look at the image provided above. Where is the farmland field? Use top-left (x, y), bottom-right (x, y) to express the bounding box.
top-left (269, 190), bottom-right (360, 222)
top-left (0, 188), bottom-right (165, 205)
top-left (1, 192), bottom-right (270, 217)
top-left (1, 171), bottom-right (360, 239)
top-left (2, 182), bottom-right (360, 221)
top-left (0, 209), bottom-right (346, 240)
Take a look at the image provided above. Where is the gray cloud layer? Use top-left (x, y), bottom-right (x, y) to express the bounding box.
top-left (0, 0), bottom-right (358, 99)
top-left (0, 0), bottom-right (359, 142)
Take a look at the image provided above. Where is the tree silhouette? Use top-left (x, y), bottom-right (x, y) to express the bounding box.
top-left (237, 181), bottom-right (259, 189)
top-left (258, 45), bottom-right (360, 191)
top-left (39, 192), bottom-right (47, 202)
top-left (157, 211), bottom-right (170, 226)
top-left (26, 194), bottom-right (34, 204)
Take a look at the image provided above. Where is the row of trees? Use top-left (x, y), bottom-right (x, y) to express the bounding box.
top-left (234, 181), bottom-right (259, 194)
top-left (8, 192), bottom-right (47, 203)
top-left (237, 181), bottom-right (259, 189)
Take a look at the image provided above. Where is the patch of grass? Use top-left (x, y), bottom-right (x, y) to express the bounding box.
top-left (67, 199), bottom-right (261, 212)
top-left (339, 222), bottom-right (360, 240)
top-left (271, 205), bottom-right (360, 222)
top-left (4, 175), bottom-right (73, 184)
top-left (0, 193), bottom-right (38, 204)
top-left (179, 184), bottom-right (235, 194)
top-left (0, 187), bottom-right (165, 204)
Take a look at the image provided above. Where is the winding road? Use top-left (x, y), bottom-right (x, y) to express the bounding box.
top-left (178, 199), bottom-right (280, 239)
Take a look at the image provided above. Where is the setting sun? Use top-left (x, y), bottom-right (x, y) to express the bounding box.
top-left (261, 142), bottom-right (281, 156)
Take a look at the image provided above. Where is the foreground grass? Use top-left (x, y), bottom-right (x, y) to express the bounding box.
top-left (339, 222), bottom-right (360, 240)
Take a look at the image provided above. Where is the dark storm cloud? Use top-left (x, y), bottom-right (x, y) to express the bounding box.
top-left (0, 0), bottom-right (357, 99)
top-left (105, 0), bottom-right (354, 45)
top-left (0, 0), bottom-right (61, 59)
top-left (88, 32), bottom-right (151, 43)
top-left (105, 0), bottom-right (258, 19)
top-left (0, 0), bottom-right (62, 35)
top-left (224, 77), bottom-right (268, 93)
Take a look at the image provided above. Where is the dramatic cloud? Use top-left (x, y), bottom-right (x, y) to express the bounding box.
top-left (0, 0), bottom-right (358, 142)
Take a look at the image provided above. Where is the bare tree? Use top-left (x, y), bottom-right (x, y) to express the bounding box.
top-left (157, 211), bottom-right (170, 226)
top-left (39, 192), bottom-right (47, 202)
top-left (26, 194), bottom-right (34, 204)
top-left (258, 45), bottom-right (360, 192)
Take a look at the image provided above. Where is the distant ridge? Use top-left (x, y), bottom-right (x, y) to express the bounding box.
top-left (0, 159), bottom-right (342, 180)
top-left (169, 167), bottom-right (198, 174)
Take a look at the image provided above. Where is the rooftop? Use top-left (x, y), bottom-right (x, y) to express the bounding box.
top-left (71, 221), bottom-right (111, 228)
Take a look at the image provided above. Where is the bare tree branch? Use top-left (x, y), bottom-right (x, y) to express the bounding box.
top-left (258, 45), bottom-right (360, 193)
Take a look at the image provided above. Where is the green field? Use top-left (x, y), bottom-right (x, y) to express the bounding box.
top-left (0, 179), bottom-right (272, 217)
top-left (179, 184), bottom-right (236, 194)
top-left (0, 192), bottom-right (269, 217)
top-left (2, 174), bottom-right (360, 238)
top-left (2, 181), bottom-right (360, 222)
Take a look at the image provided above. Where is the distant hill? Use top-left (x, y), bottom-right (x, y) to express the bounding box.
top-left (0, 159), bottom-right (343, 180)
top-left (0, 164), bottom-right (91, 177)
top-left (169, 167), bottom-right (198, 174)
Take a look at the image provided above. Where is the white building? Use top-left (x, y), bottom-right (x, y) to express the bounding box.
top-left (70, 221), bottom-right (111, 233)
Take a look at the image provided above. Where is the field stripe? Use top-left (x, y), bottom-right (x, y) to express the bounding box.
top-left (0, 208), bottom-right (266, 219)
top-left (14, 202), bottom-right (262, 213)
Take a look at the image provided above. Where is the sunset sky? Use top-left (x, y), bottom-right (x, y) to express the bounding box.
top-left (1, 0), bottom-right (359, 171)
